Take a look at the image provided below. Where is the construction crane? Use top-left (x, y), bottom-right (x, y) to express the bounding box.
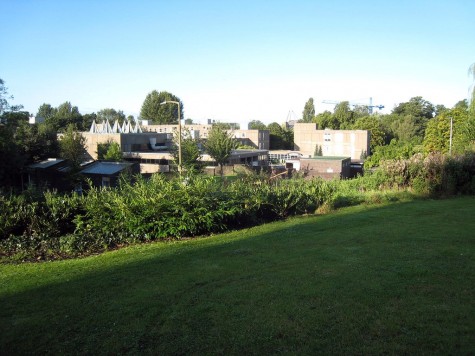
top-left (322, 97), bottom-right (384, 114)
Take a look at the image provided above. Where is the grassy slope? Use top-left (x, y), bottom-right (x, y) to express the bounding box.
top-left (1, 197), bottom-right (474, 354)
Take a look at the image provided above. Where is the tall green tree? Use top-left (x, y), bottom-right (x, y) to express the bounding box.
top-left (314, 110), bottom-right (337, 129)
top-left (392, 96), bottom-right (435, 120)
top-left (170, 128), bottom-right (202, 171)
top-left (204, 125), bottom-right (238, 176)
top-left (36, 103), bottom-right (57, 121)
top-left (0, 78), bottom-right (23, 115)
top-left (351, 116), bottom-right (386, 153)
top-left (268, 122), bottom-right (293, 149)
top-left (59, 124), bottom-right (87, 180)
top-left (333, 101), bottom-right (355, 129)
top-left (97, 108), bottom-right (126, 124)
top-left (44, 101), bottom-right (83, 131)
top-left (140, 90), bottom-right (183, 124)
top-left (14, 121), bottom-right (59, 163)
top-left (0, 80), bottom-right (26, 189)
top-left (248, 120), bottom-right (267, 130)
top-left (301, 98), bottom-right (315, 123)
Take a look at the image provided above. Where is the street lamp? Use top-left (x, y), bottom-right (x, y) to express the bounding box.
top-left (160, 100), bottom-right (182, 173)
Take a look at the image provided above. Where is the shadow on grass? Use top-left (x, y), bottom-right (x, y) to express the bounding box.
top-left (1, 197), bottom-right (474, 354)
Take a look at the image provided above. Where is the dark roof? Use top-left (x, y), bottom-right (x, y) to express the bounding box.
top-left (81, 161), bottom-right (134, 175)
top-left (28, 159), bottom-right (66, 169)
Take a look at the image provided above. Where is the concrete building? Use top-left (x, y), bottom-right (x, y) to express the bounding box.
top-left (287, 156), bottom-right (351, 180)
top-left (293, 123), bottom-right (370, 160)
top-left (142, 123), bottom-right (270, 150)
top-left (82, 120), bottom-right (269, 173)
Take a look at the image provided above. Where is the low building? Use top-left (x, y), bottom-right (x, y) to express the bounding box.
top-left (269, 150), bottom-right (303, 163)
top-left (142, 123), bottom-right (270, 150)
top-left (293, 123), bottom-right (370, 160)
top-left (81, 161), bottom-right (139, 188)
top-left (287, 156), bottom-right (351, 180)
top-left (27, 158), bottom-right (71, 191)
top-left (83, 121), bottom-right (269, 171)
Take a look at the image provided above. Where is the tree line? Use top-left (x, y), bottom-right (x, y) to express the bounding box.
top-left (298, 70), bottom-right (475, 163)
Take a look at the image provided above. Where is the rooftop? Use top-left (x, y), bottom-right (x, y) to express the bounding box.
top-left (81, 161), bottom-right (135, 175)
top-left (28, 158), bottom-right (66, 169)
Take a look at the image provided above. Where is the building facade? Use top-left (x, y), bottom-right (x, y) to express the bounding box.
top-left (293, 123), bottom-right (370, 160)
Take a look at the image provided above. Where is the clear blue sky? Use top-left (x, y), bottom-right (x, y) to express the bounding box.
top-left (1, 0), bottom-right (474, 126)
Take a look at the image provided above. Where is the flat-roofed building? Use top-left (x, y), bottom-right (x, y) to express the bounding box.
top-left (293, 156), bottom-right (351, 180)
top-left (142, 123), bottom-right (269, 150)
top-left (293, 123), bottom-right (370, 160)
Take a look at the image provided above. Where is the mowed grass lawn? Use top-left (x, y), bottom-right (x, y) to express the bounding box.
top-left (1, 197), bottom-right (474, 354)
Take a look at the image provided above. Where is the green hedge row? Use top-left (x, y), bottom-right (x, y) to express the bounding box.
top-left (1, 152), bottom-right (474, 261)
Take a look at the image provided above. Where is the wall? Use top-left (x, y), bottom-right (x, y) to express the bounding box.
top-left (293, 123), bottom-right (370, 160)
top-left (299, 157), bottom-right (351, 180)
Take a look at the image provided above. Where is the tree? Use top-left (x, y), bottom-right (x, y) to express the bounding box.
top-left (98, 141), bottom-right (123, 161)
top-left (170, 128), bottom-right (201, 171)
top-left (301, 98), bottom-right (315, 123)
top-left (14, 121), bottom-right (59, 163)
top-left (352, 115), bottom-right (386, 153)
top-left (423, 106), bottom-right (469, 154)
top-left (59, 124), bottom-right (87, 178)
top-left (0, 78), bottom-right (23, 115)
top-left (392, 96), bottom-right (435, 120)
top-left (333, 101), bottom-right (354, 129)
top-left (0, 79), bottom-right (26, 189)
top-left (44, 101), bottom-right (83, 132)
top-left (268, 122), bottom-right (293, 149)
top-left (204, 125), bottom-right (238, 176)
top-left (314, 110), bottom-right (337, 129)
top-left (248, 120), bottom-right (267, 130)
top-left (36, 103), bottom-right (57, 121)
top-left (140, 90), bottom-right (183, 124)
top-left (81, 113), bottom-right (97, 131)
top-left (97, 108), bottom-right (126, 124)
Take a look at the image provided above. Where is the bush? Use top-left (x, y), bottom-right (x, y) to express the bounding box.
top-left (2, 152), bottom-right (474, 261)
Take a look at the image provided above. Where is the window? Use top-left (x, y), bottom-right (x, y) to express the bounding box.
top-left (324, 133), bottom-right (331, 142)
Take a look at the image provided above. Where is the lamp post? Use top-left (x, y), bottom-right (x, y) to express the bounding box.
top-left (160, 101), bottom-right (182, 174)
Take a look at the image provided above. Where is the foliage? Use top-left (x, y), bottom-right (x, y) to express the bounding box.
top-left (333, 101), bottom-right (354, 129)
top-left (59, 124), bottom-right (87, 178)
top-left (351, 115), bottom-right (387, 153)
top-left (14, 121), bottom-right (59, 163)
top-left (170, 128), bottom-right (202, 171)
top-left (204, 125), bottom-right (238, 175)
top-left (0, 78), bottom-right (23, 114)
top-left (248, 120), bottom-right (267, 130)
top-left (36, 103), bottom-right (56, 121)
top-left (140, 90), bottom-right (183, 124)
top-left (96, 108), bottom-right (126, 124)
top-left (44, 101), bottom-right (84, 132)
top-left (102, 141), bottom-right (122, 161)
top-left (301, 97), bottom-right (315, 122)
top-left (2, 197), bottom-right (474, 354)
top-left (364, 139), bottom-right (418, 169)
top-left (268, 122), bottom-right (293, 149)
top-left (314, 110), bottom-right (337, 129)
top-left (1, 148), bottom-right (475, 261)
top-left (392, 96), bottom-right (435, 120)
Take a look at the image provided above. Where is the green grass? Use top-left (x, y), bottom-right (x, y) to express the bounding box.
top-left (1, 197), bottom-right (474, 354)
